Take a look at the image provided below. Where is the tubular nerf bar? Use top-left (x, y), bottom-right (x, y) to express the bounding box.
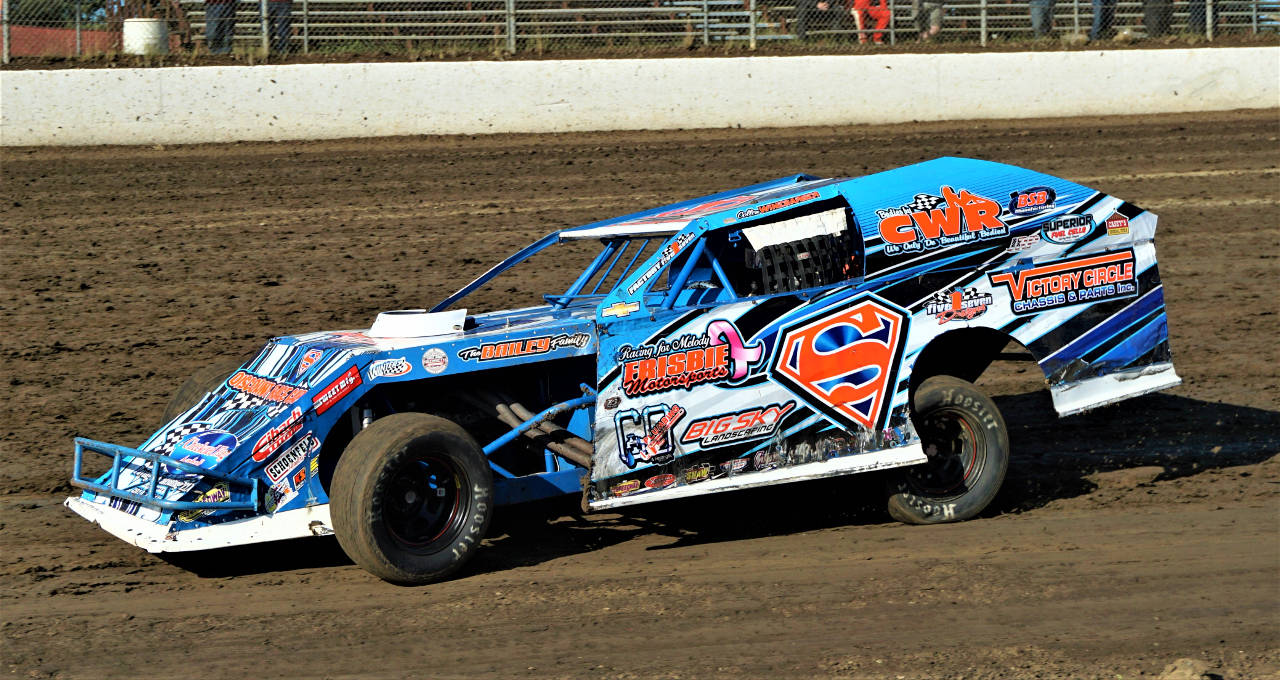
top-left (71, 437), bottom-right (261, 512)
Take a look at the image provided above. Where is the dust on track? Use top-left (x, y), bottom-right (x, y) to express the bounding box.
top-left (1, 109), bottom-right (1278, 679)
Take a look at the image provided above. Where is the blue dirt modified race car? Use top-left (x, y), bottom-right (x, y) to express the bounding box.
top-left (67, 157), bottom-right (1181, 585)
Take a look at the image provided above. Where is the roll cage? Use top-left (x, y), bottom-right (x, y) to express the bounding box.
top-left (431, 180), bottom-right (866, 317)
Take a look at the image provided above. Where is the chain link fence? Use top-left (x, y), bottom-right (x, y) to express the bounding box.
top-left (3, 0), bottom-right (1276, 60)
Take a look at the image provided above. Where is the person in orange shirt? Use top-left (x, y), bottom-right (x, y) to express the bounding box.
top-left (852, 0), bottom-right (890, 43)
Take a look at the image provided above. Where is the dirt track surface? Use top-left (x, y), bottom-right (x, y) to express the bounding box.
top-left (2, 110), bottom-right (1278, 679)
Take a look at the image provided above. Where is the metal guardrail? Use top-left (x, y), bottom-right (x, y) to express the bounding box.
top-left (2, 0), bottom-right (1276, 61)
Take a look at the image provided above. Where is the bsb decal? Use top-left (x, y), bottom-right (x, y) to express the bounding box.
top-left (771, 296), bottom-right (909, 432)
top-left (925, 288), bottom-right (993, 324)
top-left (617, 320), bottom-right (763, 398)
top-left (456, 332), bottom-right (590, 362)
top-left (989, 249), bottom-right (1138, 316)
top-left (681, 401), bottom-right (796, 449)
top-left (1008, 186), bottom-right (1056, 216)
top-left (876, 187), bottom-right (1009, 256)
top-left (616, 404), bottom-right (686, 469)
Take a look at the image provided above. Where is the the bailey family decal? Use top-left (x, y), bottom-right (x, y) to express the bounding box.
top-left (456, 332), bottom-right (591, 362)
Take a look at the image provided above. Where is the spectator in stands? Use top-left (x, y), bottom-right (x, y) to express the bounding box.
top-left (1187, 0), bottom-right (1214, 34)
top-left (914, 0), bottom-right (944, 40)
top-left (205, 0), bottom-right (236, 54)
top-left (853, 0), bottom-right (890, 43)
top-left (1145, 0), bottom-right (1172, 36)
top-left (795, 0), bottom-right (856, 39)
top-left (267, 0), bottom-right (293, 52)
top-left (1030, 0), bottom-right (1056, 36)
top-left (1089, 0), bottom-right (1115, 39)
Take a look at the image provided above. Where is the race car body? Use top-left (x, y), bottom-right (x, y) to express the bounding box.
top-left (68, 157), bottom-right (1180, 583)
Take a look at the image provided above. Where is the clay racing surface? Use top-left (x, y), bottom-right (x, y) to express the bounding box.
top-left (1, 110), bottom-right (1277, 679)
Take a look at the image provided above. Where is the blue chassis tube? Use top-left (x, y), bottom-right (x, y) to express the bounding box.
top-left (71, 438), bottom-right (261, 512)
top-left (486, 387), bottom-right (596, 506)
top-left (72, 388), bottom-right (597, 519)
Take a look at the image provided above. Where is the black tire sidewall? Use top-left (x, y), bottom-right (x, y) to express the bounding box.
top-left (331, 413), bottom-right (493, 585)
top-left (887, 376), bottom-right (1009, 524)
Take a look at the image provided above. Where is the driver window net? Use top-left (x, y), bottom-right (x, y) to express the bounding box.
top-left (742, 208), bottom-right (860, 295)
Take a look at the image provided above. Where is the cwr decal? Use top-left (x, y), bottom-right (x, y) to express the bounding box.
top-left (770, 296), bottom-right (909, 432)
top-left (875, 186), bottom-right (1008, 256)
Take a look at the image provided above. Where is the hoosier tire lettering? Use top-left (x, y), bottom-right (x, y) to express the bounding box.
top-left (330, 413), bottom-right (493, 585)
top-left (886, 376), bottom-right (1009, 525)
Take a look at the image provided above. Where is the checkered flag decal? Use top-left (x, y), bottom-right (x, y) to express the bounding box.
top-left (906, 193), bottom-right (945, 212)
top-left (220, 391), bottom-right (289, 418)
top-left (151, 422), bottom-right (212, 455)
top-left (928, 287), bottom-right (984, 307)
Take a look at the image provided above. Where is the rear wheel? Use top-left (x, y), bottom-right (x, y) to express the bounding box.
top-left (161, 359), bottom-right (245, 423)
top-left (887, 376), bottom-right (1008, 524)
top-left (330, 413), bottom-right (493, 585)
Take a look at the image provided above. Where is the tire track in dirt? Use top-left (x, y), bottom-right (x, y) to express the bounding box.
top-left (1, 109), bottom-right (1277, 680)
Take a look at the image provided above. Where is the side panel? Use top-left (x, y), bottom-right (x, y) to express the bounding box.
top-left (591, 292), bottom-right (926, 507)
top-left (845, 158), bottom-right (1178, 417)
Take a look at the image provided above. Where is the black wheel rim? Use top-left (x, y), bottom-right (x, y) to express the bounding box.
top-left (381, 451), bottom-right (468, 554)
top-left (904, 407), bottom-right (984, 498)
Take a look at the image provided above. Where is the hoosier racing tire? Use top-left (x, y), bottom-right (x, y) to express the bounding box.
top-left (887, 376), bottom-right (1009, 525)
top-left (330, 413), bottom-right (493, 586)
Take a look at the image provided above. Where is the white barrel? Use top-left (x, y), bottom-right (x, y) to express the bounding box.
top-left (122, 18), bottom-right (169, 55)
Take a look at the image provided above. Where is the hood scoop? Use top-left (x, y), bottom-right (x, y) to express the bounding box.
top-left (368, 309), bottom-right (467, 338)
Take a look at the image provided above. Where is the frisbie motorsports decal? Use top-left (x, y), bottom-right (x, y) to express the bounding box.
top-left (616, 320), bottom-right (763, 399)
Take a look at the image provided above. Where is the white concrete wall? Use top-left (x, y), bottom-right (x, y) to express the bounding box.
top-left (2, 47), bottom-right (1277, 146)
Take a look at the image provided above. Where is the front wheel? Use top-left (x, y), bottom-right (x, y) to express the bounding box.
top-left (330, 413), bottom-right (493, 585)
top-left (886, 376), bottom-right (1009, 524)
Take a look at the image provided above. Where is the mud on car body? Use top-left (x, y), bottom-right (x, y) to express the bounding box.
top-left (67, 157), bottom-right (1180, 584)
